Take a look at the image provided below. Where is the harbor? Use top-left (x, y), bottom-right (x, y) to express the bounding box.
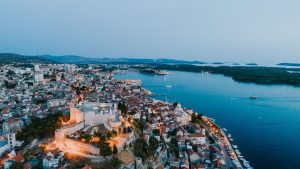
top-left (116, 70), bottom-right (300, 169)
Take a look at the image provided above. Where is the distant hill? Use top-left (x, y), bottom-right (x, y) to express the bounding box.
top-left (277, 63), bottom-right (300, 67)
top-left (41, 55), bottom-right (90, 64)
top-left (0, 53), bottom-right (55, 64)
top-left (41, 55), bottom-right (206, 64)
top-left (0, 53), bottom-right (206, 64)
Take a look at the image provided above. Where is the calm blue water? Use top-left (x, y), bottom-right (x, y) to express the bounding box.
top-left (115, 71), bottom-right (300, 169)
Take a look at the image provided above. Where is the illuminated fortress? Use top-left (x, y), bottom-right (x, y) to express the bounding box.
top-left (54, 102), bottom-right (122, 156)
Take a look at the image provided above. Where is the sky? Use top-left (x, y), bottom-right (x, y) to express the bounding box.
top-left (1, 0), bottom-right (300, 64)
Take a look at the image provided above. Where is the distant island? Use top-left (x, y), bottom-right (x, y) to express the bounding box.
top-left (135, 64), bottom-right (300, 87)
top-left (246, 63), bottom-right (258, 66)
top-left (212, 62), bottom-right (225, 65)
top-left (277, 63), bottom-right (300, 67)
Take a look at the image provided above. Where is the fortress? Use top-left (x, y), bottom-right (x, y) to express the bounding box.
top-left (54, 102), bottom-right (123, 156)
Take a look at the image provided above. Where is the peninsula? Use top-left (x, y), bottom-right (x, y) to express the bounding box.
top-left (0, 63), bottom-right (250, 169)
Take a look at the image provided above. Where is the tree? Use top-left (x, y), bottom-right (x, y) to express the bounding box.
top-left (152, 129), bottom-right (160, 136)
top-left (169, 138), bottom-right (179, 158)
top-left (4, 80), bottom-right (16, 89)
top-left (118, 101), bottom-right (127, 116)
top-left (90, 157), bottom-right (122, 169)
top-left (113, 144), bottom-right (118, 154)
top-left (127, 127), bottom-right (132, 133)
top-left (106, 132), bottom-right (112, 139)
top-left (191, 113), bottom-right (197, 123)
top-left (133, 138), bottom-right (149, 161)
top-left (99, 143), bottom-right (112, 157)
top-left (6, 70), bottom-right (15, 77)
top-left (16, 112), bottom-right (63, 145)
top-left (95, 132), bottom-right (107, 142)
top-left (81, 133), bottom-right (92, 142)
top-left (136, 119), bottom-right (145, 132)
top-left (123, 127), bottom-right (127, 134)
top-left (112, 130), bottom-right (118, 137)
top-left (76, 88), bottom-right (81, 95)
top-left (9, 162), bottom-right (23, 169)
top-left (110, 157), bottom-right (122, 168)
top-left (148, 136), bottom-right (159, 157)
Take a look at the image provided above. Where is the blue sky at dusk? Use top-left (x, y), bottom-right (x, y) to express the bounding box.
top-left (1, 0), bottom-right (300, 64)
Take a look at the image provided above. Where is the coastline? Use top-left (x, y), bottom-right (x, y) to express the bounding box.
top-left (141, 85), bottom-right (247, 169)
top-left (115, 70), bottom-right (300, 169)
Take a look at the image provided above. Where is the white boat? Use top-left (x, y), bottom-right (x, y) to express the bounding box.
top-left (157, 71), bottom-right (168, 75)
top-left (232, 145), bottom-right (238, 149)
top-left (239, 158), bottom-right (245, 161)
top-left (243, 161), bottom-right (251, 168)
top-left (166, 85), bottom-right (172, 88)
top-left (223, 128), bottom-right (228, 132)
top-left (227, 134), bottom-right (231, 138)
top-left (235, 150), bottom-right (241, 155)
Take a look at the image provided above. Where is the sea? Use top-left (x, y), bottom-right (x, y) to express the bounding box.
top-left (115, 71), bottom-right (300, 169)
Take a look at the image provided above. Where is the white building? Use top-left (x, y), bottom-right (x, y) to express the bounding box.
top-left (175, 103), bottom-right (191, 125)
top-left (2, 119), bottom-right (24, 133)
top-left (34, 64), bottom-right (40, 72)
top-left (0, 132), bottom-right (16, 156)
top-left (14, 69), bottom-right (26, 75)
top-left (190, 133), bottom-right (206, 145)
top-left (34, 73), bottom-right (44, 82)
top-left (64, 64), bottom-right (76, 73)
top-left (47, 99), bottom-right (67, 108)
top-left (43, 151), bottom-right (64, 169)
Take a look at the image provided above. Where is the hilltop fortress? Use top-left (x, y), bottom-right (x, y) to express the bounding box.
top-left (54, 102), bottom-right (123, 156)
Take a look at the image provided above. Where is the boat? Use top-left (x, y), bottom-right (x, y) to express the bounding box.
top-left (239, 158), bottom-right (245, 161)
top-left (222, 128), bottom-right (228, 132)
top-left (232, 145), bottom-right (238, 149)
top-left (235, 150), bottom-right (241, 155)
top-left (243, 161), bottom-right (251, 168)
top-left (156, 71), bottom-right (168, 75)
top-left (166, 85), bottom-right (172, 88)
top-left (250, 96), bottom-right (257, 100)
top-left (209, 118), bottom-right (216, 122)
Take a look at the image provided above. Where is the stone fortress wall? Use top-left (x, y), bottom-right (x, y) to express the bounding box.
top-left (55, 102), bottom-right (121, 156)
